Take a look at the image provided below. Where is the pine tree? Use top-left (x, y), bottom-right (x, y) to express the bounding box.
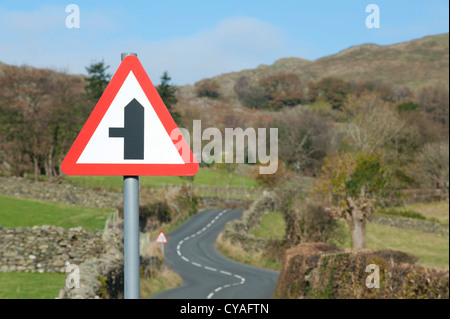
top-left (85, 60), bottom-right (111, 101)
top-left (157, 71), bottom-right (182, 124)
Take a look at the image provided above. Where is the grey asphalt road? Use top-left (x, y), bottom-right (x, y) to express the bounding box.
top-left (151, 209), bottom-right (279, 299)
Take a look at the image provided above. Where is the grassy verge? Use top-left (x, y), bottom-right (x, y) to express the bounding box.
top-left (0, 195), bottom-right (114, 231)
top-left (253, 211), bottom-right (285, 240)
top-left (217, 211), bottom-right (286, 271)
top-left (0, 269), bottom-right (181, 299)
top-left (216, 233), bottom-right (282, 271)
top-left (140, 266), bottom-right (182, 299)
top-left (0, 272), bottom-right (65, 299)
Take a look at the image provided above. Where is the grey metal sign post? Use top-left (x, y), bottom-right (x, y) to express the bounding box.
top-left (62, 52), bottom-right (199, 299)
top-left (121, 52), bottom-right (140, 299)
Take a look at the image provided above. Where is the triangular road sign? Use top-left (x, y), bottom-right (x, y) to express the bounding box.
top-left (155, 231), bottom-right (168, 244)
top-left (61, 55), bottom-right (198, 176)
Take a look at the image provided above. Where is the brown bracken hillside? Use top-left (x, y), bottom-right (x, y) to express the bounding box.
top-left (180, 33), bottom-right (449, 101)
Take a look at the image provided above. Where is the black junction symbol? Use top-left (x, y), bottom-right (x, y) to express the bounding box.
top-left (109, 98), bottom-right (144, 160)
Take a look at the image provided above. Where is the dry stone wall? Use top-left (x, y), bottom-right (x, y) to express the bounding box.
top-left (0, 225), bottom-right (105, 273)
top-left (0, 176), bottom-right (122, 209)
top-left (369, 215), bottom-right (448, 236)
top-left (221, 191), bottom-right (277, 253)
top-left (61, 228), bottom-right (124, 299)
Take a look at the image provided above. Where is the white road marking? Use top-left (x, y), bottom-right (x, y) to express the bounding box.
top-left (175, 209), bottom-right (247, 299)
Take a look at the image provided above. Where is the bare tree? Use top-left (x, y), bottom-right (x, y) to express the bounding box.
top-left (0, 65), bottom-right (87, 181)
top-left (275, 107), bottom-right (333, 173)
top-left (417, 85), bottom-right (449, 135)
top-left (415, 142), bottom-right (449, 190)
top-left (344, 93), bottom-right (404, 154)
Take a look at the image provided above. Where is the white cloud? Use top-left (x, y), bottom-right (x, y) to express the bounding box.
top-left (133, 16), bottom-right (286, 84)
top-left (0, 7), bottom-right (288, 85)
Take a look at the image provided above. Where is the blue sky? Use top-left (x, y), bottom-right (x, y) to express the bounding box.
top-left (0, 0), bottom-right (448, 85)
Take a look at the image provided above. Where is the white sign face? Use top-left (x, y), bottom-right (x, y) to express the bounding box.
top-left (61, 55), bottom-right (198, 176)
top-left (156, 231), bottom-right (168, 244)
top-left (77, 71), bottom-right (184, 165)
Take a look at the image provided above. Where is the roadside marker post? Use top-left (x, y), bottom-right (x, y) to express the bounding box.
top-left (155, 231), bottom-right (168, 257)
top-left (61, 52), bottom-right (198, 299)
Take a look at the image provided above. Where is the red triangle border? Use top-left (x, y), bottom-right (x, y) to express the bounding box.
top-left (61, 55), bottom-right (198, 176)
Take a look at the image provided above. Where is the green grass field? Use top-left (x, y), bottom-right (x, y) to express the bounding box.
top-left (221, 201), bottom-right (449, 271)
top-left (253, 211), bottom-right (285, 240)
top-left (0, 195), bottom-right (114, 299)
top-left (403, 201), bottom-right (449, 225)
top-left (0, 270), bottom-right (181, 299)
top-left (368, 224), bottom-right (449, 269)
top-left (335, 222), bottom-right (449, 269)
top-left (376, 201), bottom-right (449, 225)
top-left (62, 167), bottom-right (260, 190)
top-left (0, 272), bottom-right (66, 299)
top-left (0, 195), bottom-right (114, 231)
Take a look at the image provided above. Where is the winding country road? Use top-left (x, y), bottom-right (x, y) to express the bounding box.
top-left (151, 209), bottom-right (279, 299)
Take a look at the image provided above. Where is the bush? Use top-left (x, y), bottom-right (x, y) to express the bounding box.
top-left (117, 200), bottom-right (171, 232)
top-left (254, 160), bottom-right (289, 188)
top-left (259, 74), bottom-right (304, 110)
top-left (378, 208), bottom-right (426, 220)
top-left (308, 77), bottom-right (351, 110)
top-left (397, 101), bottom-right (419, 113)
top-left (196, 80), bottom-right (221, 99)
top-left (274, 108), bottom-right (333, 173)
top-left (275, 245), bottom-right (448, 299)
top-left (234, 76), bottom-right (269, 109)
top-left (417, 85), bottom-right (449, 127)
top-left (296, 203), bottom-right (346, 245)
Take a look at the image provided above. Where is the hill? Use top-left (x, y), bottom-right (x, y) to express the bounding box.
top-left (177, 33), bottom-right (449, 102)
top-left (1, 33), bottom-right (447, 130)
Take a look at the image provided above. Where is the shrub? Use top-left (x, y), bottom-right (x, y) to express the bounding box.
top-left (397, 101), bottom-right (419, 113)
top-left (275, 246), bottom-right (448, 299)
top-left (296, 202), bottom-right (346, 245)
top-left (378, 208), bottom-right (426, 220)
top-left (309, 77), bottom-right (351, 110)
top-left (259, 73), bottom-right (304, 110)
top-left (234, 76), bottom-right (269, 109)
top-left (196, 80), bottom-right (221, 99)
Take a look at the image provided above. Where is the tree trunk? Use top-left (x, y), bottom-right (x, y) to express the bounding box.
top-left (47, 150), bottom-right (54, 182)
top-left (348, 211), bottom-right (367, 249)
top-left (33, 156), bottom-right (39, 182)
